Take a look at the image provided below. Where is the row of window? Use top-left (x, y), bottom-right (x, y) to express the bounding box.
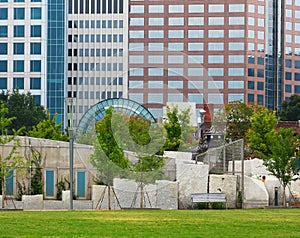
top-left (129, 42), bottom-right (265, 52)
top-left (68, 0), bottom-right (124, 14)
top-left (67, 77), bottom-right (123, 85)
top-left (128, 93), bottom-right (244, 105)
top-left (0, 60), bottom-right (41, 72)
top-left (285, 84), bottom-right (300, 93)
top-left (0, 25), bottom-right (41, 37)
top-left (68, 62), bottom-right (123, 71)
top-left (68, 91), bottom-right (123, 102)
top-left (0, 43), bottom-right (41, 55)
top-left (130, 4), bottom-right (259, 14)
top-left (129, 80), bottom-right (244, 90)
top-left (285, 72), bottom-right (300, 81)
top-left (129, 30), bottom-right (249, 39)
top-left (68, 19), bottom-right (123, 29)
top-left (248, 94), bottom-right (264, 104)
top-left (0, 0), bottom-right (41, 2)
top-left (0, 77), bottom-right (41, 90)
top-left (248, 81), bottom-right (264, 90)
top-left (68, 48), bottom-right (123, 57)
top-left (248, 68), bottom-right (264, 78)
top-left (285, 59), bottom-right (300, 68)
top-left (0, 8), bottom-right (42, 20)
top-left (68, 34), bottom-right (123, 43)
top-left (129, 17), bottom-right (264, 27)
top-left (129, 67), bottom-right (245, 77)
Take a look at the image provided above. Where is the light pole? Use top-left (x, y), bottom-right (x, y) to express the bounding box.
top-left (66, 97), bottom-right (75, 210)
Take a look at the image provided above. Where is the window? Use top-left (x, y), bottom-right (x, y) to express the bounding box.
top-left (13, 77), bottom-right (24, 89)
top-left (148, 43), bottom-right (164, 51)
top-left (228, 42), bottom-right (244, 51)
top-left (208, 93), bottom-right (224, 104)
top-left (248, 81), bottom-right (254, 89)
top-left (149, 30), bottom-right (164, 38)
top-left (296, 73), bottom-right (300, 81)
top-left (257, 69), bottom-right (264, 78)
top-left (129, 55), bottom-right (144, 64)
top-left (248, 56), bottom-right (255, 64)
top-left (130, 5), bottom-right (144, 13)
top-left (188, 94), bottom-right (203, 104)
top-left (229, 4), bottom-right (245, 12)
top-left (0, 78), bottom-right (7, 89)
top-left (229, 17), bottom-right (245, 25)
top-left (30, 60), bottom-right (41, 72)
top-left (257, 82), bottom-right (264, 90)
top-left (258, 57), bottom-right (264, 65)
top-left (248, 30), bottom-right (254, 38)
top-left (168, 81), bottom-right (183, 89)
top-left (188, 55), bottom-right (203, 64)
top-left (14, 60), bottom-right (24, 72)
top-left (169, 5), bottom-right (184, 13)
top-left (188, 17), bottom-right (204, 26)
top-left (129, 81), bottom-right (144, 89)
top-left (14, 26), bottom-right (25, 37)
top-left (228, 81), bottom-right (244, 89)
top-left (188, 68), bottom-right (203, 76)
top-left (31, 8), bottom-right (41, 19)
top-left (188, 4), bottom-right (204, 13)
top-left (228, 55), bottom-right (244, 64)
top-left (248, 94), bottom-right (254, 103)
top-left (130, 18), bottom-right (144, 26)
top-left (258, 6), bottom-right (264, 14)
top-left (129, 43), bottom-right (144, 51)
top-left (188, 81), bottom-right (203, 89)
top-left (169, 30), bottom-right (184, 38)
top-left (0, 61), bottom-right (7, 72)
top-left (14, 43), bottom-right (24, 54)
top-left (148, 81), bottom-right (163, 89)
top-left (188, 43), bottom-right (204, 51)
top-left (168, 43), bottom-right (184, 51)
top-left (149, 18), bottom-right (163, 26)
top-left (248, 68), bottom-right (254, 77)
top-left (14, 8), bottom-right (25, 20)
top-left (257, 95), bottom-right (264, 105)
top-left (208, 43), bottom-right (224, 51)
top-left (229, 30), bottom-right (244, 38)
top-left (30, 78), bottom-right (41, 89)
top-left (209, 4), bottom-right (224, 12)
top-left (208, 81), bottom-right (224, 89)
top-left (168, 68), bottom-right (183, 76)
top-left (0, 8), bottom-right (8, 20)
top-left (149, 68), bottom-right (164, 76)
top-left (285, 72), bottom-right (292, 80)
top-left (295, 60), bottom-right (300, 69)
top-left (208, 30), bottom-right (224, 38)
top-left (208, 55), bottom-right (224, 64)
top-left (148, 94), bottom-right (163, 104)
top-left (295, 86), bottom-right (300, 93)
top-left (258, 19), bottom-right (264, 27)
top-left (168, 17), bottom-right (184, 26)
top-left (188, 30), bottom-right (204, 38)
top-left (0, 26), bottom-right (7, 37)
top-left (129, 68), bottom-right (144, 76)
top-left (208, 17), bottom-right (224, 25)
top-left (0, 43), bottom-right (7, 54)
top-left (168, 93), bottom-right (183, 102)
top-left (31, 25), bottom-right (41, 37)
top-left (149, 5), bottom-right (164, 13)
top-left (149, 55), bottom-right (164, 64)
top-left (129, 30), bottom-right (144, 38)
top-left (228, 94), bottom-right (244, 103)
top-left (248, 17), bottom-right (255, 26)
top-left (129, 93), bottom-right (143, 103)
top-left (208, 68), bottom-right (224, 76)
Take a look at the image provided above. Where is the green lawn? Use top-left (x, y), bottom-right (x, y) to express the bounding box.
top-left (0, 209), bottom-right (299, 237)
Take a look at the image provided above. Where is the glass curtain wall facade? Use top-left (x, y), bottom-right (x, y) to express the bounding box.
top-left (67, 0), bottom-right (128, 127)
top-left (0, 0), bottom-right (47, 106)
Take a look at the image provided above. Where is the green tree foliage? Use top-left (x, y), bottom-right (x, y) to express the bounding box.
top-left (214, 101), bottom-right (253, 142)
top-left (247, 107), bottom-right (300, 206)
top-left (27, 113), bottom-right (69, 141)
top-left (0, 102), bottom-right (27, 208)
top-left (279, 94), bottom-right (300, 121)
top-left (0, 90), bottom-right (47, 134)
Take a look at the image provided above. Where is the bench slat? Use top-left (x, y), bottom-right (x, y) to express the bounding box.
top-left (191, 193), bottom-right (226, 203)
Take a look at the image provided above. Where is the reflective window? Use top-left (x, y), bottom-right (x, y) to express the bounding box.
top-left (248, 43), bottom-right (255, 51)
top-left (129, 80), bottom-right (143, 88)
top-left (188, 81), bottom-right (203, 89)
top-left (248, 30), bottom-right (254, 38)
top-left (149, 18), bottom-right (164, 26)
top-left (148, 43), bottom-right (164, 51)
top-left (130, 5), bottom-right (144, 13)
top-left (229, 30), bottom-right (244, 38)
top-left (208, 81), bottom-right (224, 89)
top-left (248, 4), bottom-right (255, 13)
top-left (258, 6), bottom-right (264, 14)
top-left (168, 55), bottom-right (184, 64)
top-left (129, 94), bottom-right (143, 103)
top-left (168, 81), bottom-right (183, 89)
top-left (130, 18), bottom-right (144, 26)
top-left (295, 72), bottom-right (300, 81)
top-left (248, 81), bottom-right (254, 89)
top-left (14, 43), bottom-right (24, 54)
top-left (295, 86), bottom-right (300, 93)
top-left (208, 43), bottom-right (224, 51)
top-left (258, 44), bottom-right (264, 52)
top-left (208, 93), bottom-right (224, 104)
top-left (228, 81), bottom-right (244, 89)
top-left (188, 68), bottom-right (203, 76)
top-left (257, 82), bottom-right (264, 90)
top-left (30, 77), bottom-right (41, 89)
top-left (14, 60), bottom-right (24, 72)
top-left (228, 68), bottom-right (244, 76)
top-left (0, 61), bottom-right (7, 72)
top-left (169, 5), bottom-right (184, 13)
top-left (188, 55), bottom-right (203, 64)
top-left (248, 56), bottom-right (255, 64)
top-left (168, 43), bottom-right (184, 51)
top-left (248, 94), bottom-right (254, 103)
top-left (295, 60), bottom-right (300, 69)
top-left (129, 55), bottom-right (144, 64)
top-left (188, 94), bottom-right (203, 104)
top-left (248, 17), bottom-right (254, 26)
top-left (0, 77), bottom-right (7, 89)
top-left (0, 8), bottom-right (8, 20)
top-left (13, 78), bottom-right (24, 89)
top-left (248, 68), bottom-right (254, 77)
top-left (129, 68), bottom-right (144, 76)
top-left (188, 43), bottom-right (204, 51)
top-left (229, 17), bottom-right (244, 25)
top-left (228, 55), bottom-right (244, 64)
top-left (31, 25), bottom-right (41, 37)
top-left (188, 30), bottom-right (204, 38)
top-left (208, 68), bottom-right (224, 76)
top-left (257, 69), bottom-right (264, 78)
top-left (149, 68), bottom-right (164, 76)
top-left (228, 42), bottom-right (244, 50)
top-left (228, 94), bottom-right (244, 103)
top-left (30, 60), bottom-right (41, 72)
top-left (31, 8), bottom-right (41, 19)
top-left (129, 30), bottom-right (144, 38)
top-left (168, 94), bottom-right (183, 102)
top-left (169, 30), bottom-right (184, 38)
top-left (258, 18), bottom-right (264, 27)
top-left (169, 17), bottom-right (184, 26)
top-left (148, 55), bottom-right (164, 64)
top-left (208, 55), bottom-right (224, 64)
top-left (258, 57), bottom-right (264, 65)
top-left (149, 5), bottom-right (164, 13)
top-left (208, 4), bottom-right (224, 12)
top-left (188, 17), bottom-right (204, 26)
top-left (229, 4), bottom-right (245, 12)
top-left (0, 26), bottom-right (7, 37)
top-left (208, 30), bottom-right (224, 38)
top-left (208, 17), bottom-right (224, 25)
top-left (149, 30), bottom-right (164, 38)
top-left (257, 95), bottom-right (264, 105)
top-left (295, 36), bottom-right (300, 43)
top-left (188, 4), bottom-right (204, 13)
top-left (129, 43), bottom-right (144, 51)
top-left (258, 31), bottom-right (264, 40)
top-left (148, 81), bottom-right (163, 88)
top-left (295, 10), bottom-right (300, 18)
top-left (14, 25), bottom-right (25, 37)
top-left (0, 43), bottom-right (7, 54)
top-left (168, 68), bottom-right (183, 76)
top-left (148, 93), bottom-right (163, 104)
top-left (14, 8), bottom-right (25, 20)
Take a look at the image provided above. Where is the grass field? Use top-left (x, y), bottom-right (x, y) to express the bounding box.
top-left (0, 209), bottom-right (300, 237)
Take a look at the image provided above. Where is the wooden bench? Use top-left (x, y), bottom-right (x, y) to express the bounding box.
top-left (191, 193), bottom-right (227, 209)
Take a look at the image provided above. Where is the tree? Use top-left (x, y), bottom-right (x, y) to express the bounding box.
top-left (247, 107), bottom-right (300, 206)
top-left (214, 101), bottom-right (253, 142)
top-left (0, 102), bottom-right (27, 208)
top-left (279, 94), bottom-right (300, 121)
top-left (27, 113), bottom-right (69, 141)
top-left (0, 90), bottom-right (47, 135)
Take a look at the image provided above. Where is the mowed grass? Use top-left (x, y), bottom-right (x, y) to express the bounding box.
top-left (0, 209), bottom-right (300, 237)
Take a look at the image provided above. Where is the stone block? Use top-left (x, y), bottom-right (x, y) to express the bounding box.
top-left (91, 185), bottom-right (119, 210)
top-left (263, 176), bottom-right (282, 206)
top-left (228, 158), bottom-right (268, 177)
top-left (209, 174), bottom-right (238, 209)
top-left (176, 163), bottom-right (209, 208)
top-left (113, 178), bottom-right (138, 209)
top-left (156, 180), bottom-right (178, 210)
top-left (22, 194), bottom-right (44, 210)
top-left (243, 176), bottom-right (269, 208)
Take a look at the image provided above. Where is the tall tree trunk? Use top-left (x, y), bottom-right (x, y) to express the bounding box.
top-left (1, 177), bottom-right (5, 208)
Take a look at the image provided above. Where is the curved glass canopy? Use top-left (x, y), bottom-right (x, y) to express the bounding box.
top-left (77, 98), bottom-right (156, 134)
